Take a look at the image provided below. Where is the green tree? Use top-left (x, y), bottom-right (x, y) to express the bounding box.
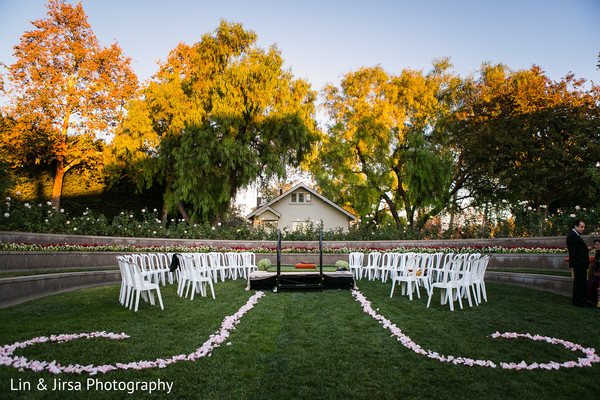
top-left (113, 20), bottom-right (319, 222)
top-left (0, 0), bottom-right (138, 210)
top-left (313, 61), bottom-right (465, 231)
top-left (449, 64), bottom-right (600, 220)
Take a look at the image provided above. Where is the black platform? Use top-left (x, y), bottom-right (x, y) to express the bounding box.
top-left (246, 271), bottom-right (357, 291)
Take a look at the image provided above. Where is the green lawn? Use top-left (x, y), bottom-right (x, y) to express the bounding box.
top-left (0, 279), bottom-right (598, 400)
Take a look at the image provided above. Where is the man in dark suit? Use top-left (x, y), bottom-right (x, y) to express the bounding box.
top-left (567, 220), bottom-right (592, 307)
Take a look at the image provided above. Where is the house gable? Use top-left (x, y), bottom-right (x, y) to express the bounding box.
top-left (247, 183), bottom-right (355, 232)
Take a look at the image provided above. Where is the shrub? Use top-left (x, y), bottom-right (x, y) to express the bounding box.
top-left (257, 259), bottom-right (271, 271)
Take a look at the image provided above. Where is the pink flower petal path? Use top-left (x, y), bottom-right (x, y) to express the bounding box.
top-left (2, 289), bottom-right (598, 374)
top-left (352, 290), bottom-right (600, 370)
top-left (0, 291), bottom-right (265, 375)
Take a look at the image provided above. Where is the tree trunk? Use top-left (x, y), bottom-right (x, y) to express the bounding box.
top-left (178, 200), bottom-right (191, 224)
top-left (381, 193), bottom-right (402, 232)
top-left (51, 113), bottom-right (70, 210)
top-left (161, 202), bottom-right (168, 228)
top-left (51, 157), bottom-right (65, 210)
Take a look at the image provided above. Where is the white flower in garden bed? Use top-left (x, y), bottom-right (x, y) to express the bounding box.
top-left (0, 242), bottom-right (569, 254)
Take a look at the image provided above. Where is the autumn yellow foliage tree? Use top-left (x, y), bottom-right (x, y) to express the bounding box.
top-left (0, 0), bottom-right (138, 209)
top-left (112, 20), bottom-right (319, 223)
top-left (313, 60), bottom-right (466, 231)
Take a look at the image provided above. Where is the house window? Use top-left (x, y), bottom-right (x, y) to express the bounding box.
top-left (291, 192), bottom-right (312, 204)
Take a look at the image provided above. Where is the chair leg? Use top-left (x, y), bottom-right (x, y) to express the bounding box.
top-left (209, 281), bottom-right (215, 299)
top-left (156, 287), bottom-right (164, 310)
top-left (480, 283), bottom-right (487, 302)
top-left (148, 290), bottom-right (155, 306)
top-left (134, 291), bottom-right (141, 312)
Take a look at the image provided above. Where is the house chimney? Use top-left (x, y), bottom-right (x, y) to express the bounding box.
top-left (256, 196), bottom-right (262, 208)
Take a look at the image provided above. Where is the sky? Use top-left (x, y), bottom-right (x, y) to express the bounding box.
top-left (1, 0), bottom-right (599, 212)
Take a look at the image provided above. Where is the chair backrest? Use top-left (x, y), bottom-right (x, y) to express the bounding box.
top-left (473, 255), bottom-right (490, 281)
top-left (395, 253), bottom-right (413, 271)
top-left (208, 252), bottom-right (224, 268)
top-left (129, 254), bottom-right (145, 270)
top-left (438, 255), bottom-right (462, 284)
top-left (225, 252), bottom-right (241, 268)
top-left (128, 261), bottom-right (145, 287)
top-left (419, 253), bottom-right (435, 278)
top-left (116, 256), bottom-right (131, 284)
top-left (148, 253), bottom-right (168, 269)
top-left (177, 254), bottom-right (193, 277)
top-left (241, 252), bottom-right (256, 266)
top-left (460, 254), bottom-right (479, 283)
top-left (366, 252), bottom-right (382, 267)
top-left (145, 253), bottom-right (156, 268)
top-left (143, 253), bottom-right (156, 270)
top-left (348, 252), bottom-right (364, 267)
top-left (193, 253), bottom-right (209, 268)
top-left (381, 252), bottom-right (397, 269)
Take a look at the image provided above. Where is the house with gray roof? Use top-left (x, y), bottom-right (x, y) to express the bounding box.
top-left (246, 183), bottom-right (356, 232)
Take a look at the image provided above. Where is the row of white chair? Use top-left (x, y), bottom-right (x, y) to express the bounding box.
top-left (116, 252), bottom-right (259, 309)
top-left (175, 254), bottom-right (215, 300)
top-left (183, 252), bottom-right (258, 283)
top-left (116, 256), bottom-right (164, 312)
top-left (349, 252), bottom-right (490, 311)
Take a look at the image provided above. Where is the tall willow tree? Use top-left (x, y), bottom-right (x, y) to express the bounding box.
top-left (447, 64), bottom-right (600, 216)
top-left (313, 60), bottom-right (467, 231)
top-left (0, 0), bottom-right (138, 210)
top-left (112, 21), bottom-right (319, 222)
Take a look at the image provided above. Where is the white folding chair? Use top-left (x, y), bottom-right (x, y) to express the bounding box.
top-left (471, 255), bottom-right (490, 304)
top-left (427, 255), bottom-right (463, 311)
top-left (416, 253), bottom-right (434, 297)
top-left (128, 261), bottom-right (164, 312)
top-left (192, 253), bottom-right (214, 283)
top-left (362, 252), bottom-right (382, 281)
top-left (348, 252), bottom-right (364, 280)
top-left (457, 254), bottom-right (477, 307)
top-left (241, 252), bottom-right (258, 278)
top-left (116, 256), bottom-right (133, 307)
top-left (380, 252), bottom-right (398, 283)
top-left (179, 254), bottom-right (215, 300)
top-left (147, 253), bottom-right (169, 286)
top-left (225, 252), bottom-right (242, 280)
top-left (390, 253), bottom-right (419, 300)
top-left (209, 252), bottom-right (228, 282)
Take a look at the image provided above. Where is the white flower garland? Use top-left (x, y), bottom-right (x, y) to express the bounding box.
top-left (351, 290), bottom-right (600, 370)
top-left (0, 291), bottom-right (265, 375)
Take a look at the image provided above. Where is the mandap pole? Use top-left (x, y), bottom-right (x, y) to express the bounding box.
top-left (319, 229), bottom-right (323, 289)
top-left (276, 229), bottom-right (281, 289)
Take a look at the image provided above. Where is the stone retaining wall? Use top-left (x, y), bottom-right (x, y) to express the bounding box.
top-left (0, 231), bottom-right (580, 309)
top-left (0, 251), bottom-right (571, 272)
top-left (486, 271), bottom-right (571, 297)
top-left (0, 270), bottom-right (120, 309)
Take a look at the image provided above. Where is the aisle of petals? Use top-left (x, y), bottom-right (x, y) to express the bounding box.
top-left (352, 290), bottom-right (600, 370)
top-left (0, 291), bottom-right (265, 375)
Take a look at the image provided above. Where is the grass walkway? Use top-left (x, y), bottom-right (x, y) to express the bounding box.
top-left (0, 280), bottom-right (598, 399)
